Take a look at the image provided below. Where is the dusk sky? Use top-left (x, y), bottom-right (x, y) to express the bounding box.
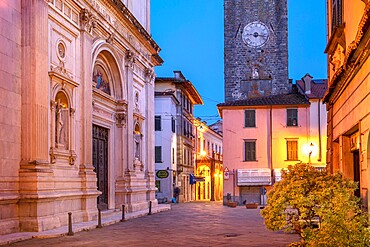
top-left (151, 0), bottom-right (327, 124)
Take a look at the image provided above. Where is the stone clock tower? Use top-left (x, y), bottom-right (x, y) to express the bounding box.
top-left (224, 0), bottom-right (290, 102)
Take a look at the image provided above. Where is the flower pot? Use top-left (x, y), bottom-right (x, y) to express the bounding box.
top-left (227, 201), bottom-right (237, 207)
top-left (246, 203), bottom-right (258, 209)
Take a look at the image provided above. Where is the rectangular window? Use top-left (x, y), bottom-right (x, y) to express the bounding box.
top-left (172, 148), bottom-right (175, 164)
top-left (287, 109), bottom-right (298, 126)
top-left (244, 140), bottom-right (256, 161)
top-left (155, 146), bottom-right (162, 163)
top-left (244, 110), bottom-right (256, 127)
top-left (155, 180), bottom-right (161, 192)
top-left (332, 0), bottom-right (343, 31)
top-left (171, 117), bottom-right (176, 133)
top-left (155, 116), bottom-right (161, 131)
top-left (287, 140), bottom-right (298, 161)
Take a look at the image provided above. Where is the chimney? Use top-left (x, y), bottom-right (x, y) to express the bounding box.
top-left (173, 71), bottom-right (185, 81)
top-left (302, 73), bottom-right (313, 95)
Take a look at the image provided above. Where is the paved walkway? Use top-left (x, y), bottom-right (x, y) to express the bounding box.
top-left (4, 202), bottom-right (299, 247)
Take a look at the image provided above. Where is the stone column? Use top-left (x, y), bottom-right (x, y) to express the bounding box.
top-left (78, 9), bottom-right (99, 220)
top-left (19, 0), bottom-right (53, 232)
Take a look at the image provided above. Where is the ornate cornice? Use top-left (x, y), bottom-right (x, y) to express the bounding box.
top-left (110, 0), bottom-right (160, 54)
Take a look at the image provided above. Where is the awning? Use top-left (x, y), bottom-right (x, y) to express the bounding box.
top-left (237, 168), bottom-right (271, 186)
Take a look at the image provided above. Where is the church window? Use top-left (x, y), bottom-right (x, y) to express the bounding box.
top-left (93, 65), bottom-right (111, 95)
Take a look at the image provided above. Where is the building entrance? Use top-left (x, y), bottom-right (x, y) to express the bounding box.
top-left (93, 125), bottom-right (109, 210)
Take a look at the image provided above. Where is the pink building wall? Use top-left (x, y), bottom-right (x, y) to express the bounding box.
top-left (222, 104), bottom-right (326, 201)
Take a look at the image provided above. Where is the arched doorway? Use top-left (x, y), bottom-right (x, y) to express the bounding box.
top-left (91, 47), bottom-right (123, 210)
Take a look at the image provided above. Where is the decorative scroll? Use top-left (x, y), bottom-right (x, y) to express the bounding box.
top-left (80, 9), bottom-right (97, 33)
top-left (125, 50), bottom-right (136, 68)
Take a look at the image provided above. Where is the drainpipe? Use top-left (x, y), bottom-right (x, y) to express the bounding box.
top-left (270, 105), bottom-right (273, 176)
top-left (318, 99), bottom-right (322, 161)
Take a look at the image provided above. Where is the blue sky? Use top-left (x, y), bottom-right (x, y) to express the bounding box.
top-left (151, 0), bottom-right (327, 123)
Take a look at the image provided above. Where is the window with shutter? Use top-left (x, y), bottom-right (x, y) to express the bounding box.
top-left (244, 110), bottom-right (256, 127)
top-left (244, 140), bottom-right (256, 161)
top-left (287, 140), bottom-right (298, 160)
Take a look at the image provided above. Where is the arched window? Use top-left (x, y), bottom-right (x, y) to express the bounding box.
top-left (93, 65), bottom-right (111, 95)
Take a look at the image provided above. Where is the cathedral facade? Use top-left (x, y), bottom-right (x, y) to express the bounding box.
top-left (0, 0), bottom-right (162, 235)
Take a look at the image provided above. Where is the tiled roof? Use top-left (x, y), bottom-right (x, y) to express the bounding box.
top-left (217, 92), bottom-right (309, 107)
top-left (297, 79), bottom-right (328, 99)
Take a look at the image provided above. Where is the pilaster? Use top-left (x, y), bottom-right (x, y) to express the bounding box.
top-left (125, 51), bottom-right (135, 173)
top-left (78, 9), bottom-right (99, 221)
top-left (19, 0), bottom-right (53, 232)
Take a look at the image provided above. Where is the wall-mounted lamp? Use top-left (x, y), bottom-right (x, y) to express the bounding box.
top-left (308, 142), bottom-right (314, 165)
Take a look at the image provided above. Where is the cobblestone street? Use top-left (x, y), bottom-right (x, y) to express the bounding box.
top-left (8, 202), bottom-right (299, 247)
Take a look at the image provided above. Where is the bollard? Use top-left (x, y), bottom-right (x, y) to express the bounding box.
top-left (97, 208), bottom-right (102, 228)
top-left (148, 201), bottom-right (152, 215)
top-left (67, 212), bottom-right (74, 236)
top-left (120, 204), bottom-right (126, 222)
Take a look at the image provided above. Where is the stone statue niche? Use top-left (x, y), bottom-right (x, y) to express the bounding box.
top-left (55, 91), bottom-right (69, 149)
top-left (133, 123), bottom-right (144, 171)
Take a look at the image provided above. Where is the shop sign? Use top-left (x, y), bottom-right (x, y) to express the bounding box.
top-left (156, 170), bottom-right (169, 179)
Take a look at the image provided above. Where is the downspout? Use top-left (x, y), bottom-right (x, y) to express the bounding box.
top-left (318, 99), bottom-right (322, 161)
top-left (270, 105), bottom-right (273, 175)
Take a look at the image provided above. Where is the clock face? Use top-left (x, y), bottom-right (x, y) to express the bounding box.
top-left (242, 21), bottom-right (269, 48)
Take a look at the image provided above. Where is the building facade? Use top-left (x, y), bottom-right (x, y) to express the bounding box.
top-left (194, 119), bottom-right (223, 201)
top-left (155, 71), bottom-right (203, 203)
top-left (324, 1), bottom-right (370, 210)
top-left (154, 88), bottom-right (178, 203)
top-left (0, 0), bottom-right (162, 235)
top-left (218, 80), bottom-right (327, 205)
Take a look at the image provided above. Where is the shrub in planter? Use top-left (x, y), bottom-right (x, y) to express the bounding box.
top-left (261, 163), bottom-right (370, 247)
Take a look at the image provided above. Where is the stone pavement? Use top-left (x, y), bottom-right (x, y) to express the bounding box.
top-left (4, 202), bottom-right (299, 247)
top-left (0, 204), bottom-right (171, 246)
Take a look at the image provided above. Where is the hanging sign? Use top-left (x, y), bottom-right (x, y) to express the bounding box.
top-left (156, 170), bottom-right (169, 179)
